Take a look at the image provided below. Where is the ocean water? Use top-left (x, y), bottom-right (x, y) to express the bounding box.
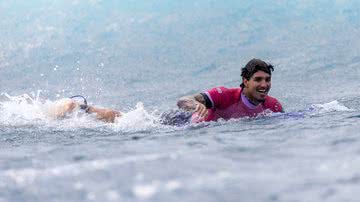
top-left (1, 0), bottom-right (360, 201)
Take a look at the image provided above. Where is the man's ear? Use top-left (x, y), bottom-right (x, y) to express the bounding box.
top-left (243, 77), bottom-right (249, 88)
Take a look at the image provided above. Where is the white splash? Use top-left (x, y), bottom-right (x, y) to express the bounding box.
top-left (0, 92), bottom-right (164, 132)
top-left (311, 100), bottom-right (352, 113)
top-left (0, 92), bottom-right (100, 128)
top-left (0, 92), bottom-right (50, 124)
top-left (112, 102), bottom-right (162, 132)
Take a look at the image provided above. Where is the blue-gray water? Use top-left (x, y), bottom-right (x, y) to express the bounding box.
top-left (1, 0), bottom-right (360, 201)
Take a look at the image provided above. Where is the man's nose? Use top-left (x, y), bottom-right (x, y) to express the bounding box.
top-left (259, 80), bottom-right (268, 88)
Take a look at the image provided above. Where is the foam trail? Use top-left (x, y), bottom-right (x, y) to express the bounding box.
top-left (0, 93), bottom-right (167, 132)
top-left (0, 92), bottom-right (48, 123)
top-left (311, 100), bottom-right (352, 113)
top-left (0, 92), bottom-right (90, 126)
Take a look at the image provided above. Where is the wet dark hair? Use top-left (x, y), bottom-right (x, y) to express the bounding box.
top-left (240, 58), bottom-right (274, 88)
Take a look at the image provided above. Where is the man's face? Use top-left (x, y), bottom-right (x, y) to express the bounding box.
top-left (243, 71), bottom-right (271, 104)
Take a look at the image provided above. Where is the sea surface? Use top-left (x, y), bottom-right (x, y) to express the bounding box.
top-left (1, 0), bottom-right (360, 202)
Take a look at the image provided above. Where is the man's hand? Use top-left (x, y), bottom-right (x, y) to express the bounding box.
top-left (87, 106), bottom-right (121, 123)
top-left (177, 94), bottom-right (209, 118)
top-left (194, 102), bottom-right (209, 118)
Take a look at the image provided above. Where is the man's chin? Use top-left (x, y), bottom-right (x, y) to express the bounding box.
top-left (256, 96), bottom-right (266, 103)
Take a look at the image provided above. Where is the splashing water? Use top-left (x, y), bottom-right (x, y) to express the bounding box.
top-left (311, 100), bottom-right (352, 113)
top-left (0, 92), bottom-right (171, 133)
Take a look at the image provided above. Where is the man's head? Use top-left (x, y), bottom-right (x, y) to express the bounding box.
top-left (240, 58), bottom-right (274, 104)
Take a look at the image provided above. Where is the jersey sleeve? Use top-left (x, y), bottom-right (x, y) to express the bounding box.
top-left (273, 101), bottom-right (283, 112)
top-left (203, 87), bottom-right (232, 109)
top-left (264, 97), bottom-right (284, 112)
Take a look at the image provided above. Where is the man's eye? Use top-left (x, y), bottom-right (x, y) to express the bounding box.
top-left (266, 78), bottom-right (271, 82)
top-left (254, 78), bottom-right (262, 82)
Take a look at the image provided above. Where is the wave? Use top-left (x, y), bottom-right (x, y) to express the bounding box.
top-left (0, 92), bottom-right (355, 132)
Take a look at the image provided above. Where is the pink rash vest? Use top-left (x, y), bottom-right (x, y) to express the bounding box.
top-left (191, 87), bottom-right (283, 123)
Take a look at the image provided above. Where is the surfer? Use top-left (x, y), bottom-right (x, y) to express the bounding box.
top-left (176, 58), bottom-right (284, 123)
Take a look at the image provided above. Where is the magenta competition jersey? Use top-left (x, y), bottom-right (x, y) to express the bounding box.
top-left (191, 87), bottom-right (283, 123)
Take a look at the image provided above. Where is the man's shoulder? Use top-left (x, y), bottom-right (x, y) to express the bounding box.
top-left (205, 86), bottom-right (242, 108)
top-left (206, 86), bottom-right (241, 95)
top-left (264, 95), bottom-right (283, 112)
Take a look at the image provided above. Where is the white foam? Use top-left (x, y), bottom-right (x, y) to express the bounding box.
top-left (0, 92), bottom-right (49, 123)
top-left (312, 100), bottom-right (352, 113)
top-left (112, 102), bottom-right (163, 132)
top-left (0, 93), bottom-right (165, 132)
top-left (0, 92), bottom-right (96, 127)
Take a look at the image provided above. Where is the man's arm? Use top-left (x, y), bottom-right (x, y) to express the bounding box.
top-left (54, 99), bottom-right (121, 123)
top-left (86, 106), bottom-right (121, 123)
top-left (177, 93), bottom-right (209, 118)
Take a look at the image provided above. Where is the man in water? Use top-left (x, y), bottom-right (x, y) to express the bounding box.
top-left (177, 58), bottom-right (283, 123)
top-left (52, 97), bottom-right (121, 123)
top-left (56, 58), bottom-right (283, 124)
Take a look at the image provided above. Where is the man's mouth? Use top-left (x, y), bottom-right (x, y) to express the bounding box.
top-left (256, 89), bottom-right (268, 95)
